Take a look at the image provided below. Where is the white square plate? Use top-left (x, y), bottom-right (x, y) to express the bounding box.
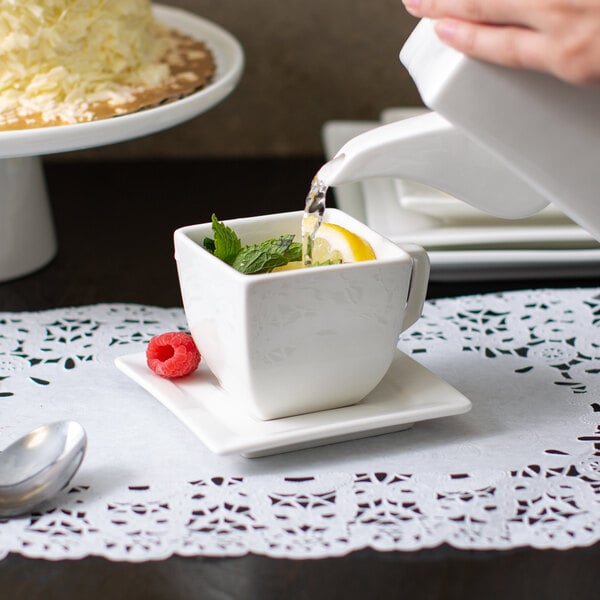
top-left (115, 350), bottom-right (471, 458)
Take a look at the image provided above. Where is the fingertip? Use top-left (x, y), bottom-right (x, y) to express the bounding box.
top-left (403, 0), bottom-right (422, 16)
top-left (434, 18), bottom-right (460, 42)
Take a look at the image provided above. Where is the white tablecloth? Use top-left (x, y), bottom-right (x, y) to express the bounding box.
top-left (1, 289), bottom-right (599, 560)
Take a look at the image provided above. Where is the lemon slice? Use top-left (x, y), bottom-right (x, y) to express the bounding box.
top-left (312, 223), bottom-right (376, 264)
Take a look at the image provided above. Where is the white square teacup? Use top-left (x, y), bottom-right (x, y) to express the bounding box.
top-left (174, 209), bottom-right (429, 420)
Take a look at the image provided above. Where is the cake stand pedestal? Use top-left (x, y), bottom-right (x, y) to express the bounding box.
top-left (0, 157), bottom-right (55, 281)
top-left (0, 5), bottom-right (243, 282)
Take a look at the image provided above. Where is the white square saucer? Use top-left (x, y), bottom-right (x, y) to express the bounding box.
top-left (115, 350), bottom-right (471, 458)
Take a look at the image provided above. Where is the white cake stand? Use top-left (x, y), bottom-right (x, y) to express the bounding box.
top-left (0, 5), bottom-right (244, 282)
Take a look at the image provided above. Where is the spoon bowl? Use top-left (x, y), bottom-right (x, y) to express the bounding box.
top-left (0, 420), bottom-right (87, 517)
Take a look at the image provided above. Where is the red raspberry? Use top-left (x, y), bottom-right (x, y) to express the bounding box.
top-left (146, 332), bottom-right (201, 378)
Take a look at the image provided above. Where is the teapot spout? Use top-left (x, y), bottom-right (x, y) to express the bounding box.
top-left (318, 112), bottom-right (549, 220)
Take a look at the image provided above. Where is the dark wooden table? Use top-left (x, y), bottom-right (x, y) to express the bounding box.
top-left (1, 158), bottom-right (598, 599)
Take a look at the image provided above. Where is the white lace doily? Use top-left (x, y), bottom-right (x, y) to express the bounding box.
top-left (0, 289), bottom-right (599, 560)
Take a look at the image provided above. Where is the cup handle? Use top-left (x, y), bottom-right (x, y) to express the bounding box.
top-left (400, 244), bottom-right (430, 330)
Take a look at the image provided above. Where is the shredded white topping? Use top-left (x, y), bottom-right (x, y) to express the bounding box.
top-left (0, 0), bottom-right (171, 124)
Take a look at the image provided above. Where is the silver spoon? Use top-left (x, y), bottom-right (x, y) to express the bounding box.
top-left (0, 421), bottom-right (87, 517)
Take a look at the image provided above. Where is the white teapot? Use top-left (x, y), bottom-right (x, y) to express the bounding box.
top-left (318, 19), bottom-right (600, 239)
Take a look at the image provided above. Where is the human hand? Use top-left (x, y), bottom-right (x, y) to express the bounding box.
top-left (402, 0), bottom-right (600, 85)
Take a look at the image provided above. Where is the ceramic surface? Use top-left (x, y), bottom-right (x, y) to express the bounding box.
top-left (322, 120), bottom-right (600, 281)
top-left (174, 209), bottom-right (429, 420)
top-left (401, 18), bottom-right (600, 239)
top-left (115, 349), bottom-right (471, 457)
top-left (320, 18), bottom-right (600, 240)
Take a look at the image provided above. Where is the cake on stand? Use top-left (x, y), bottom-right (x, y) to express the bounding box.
top-left (0, 5), bottom-right (244, 282)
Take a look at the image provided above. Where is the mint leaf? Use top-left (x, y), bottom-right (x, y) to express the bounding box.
top-left (231, 236), bottom-right (303, 274)
top-left (203, 237), bottom-right (216, 253)
top-left (283, 241), bottom-right (302, 262)
top-left (261, 235), bottom-right (302, 261)
top-left (201, 219), bottom-right (303, 274)
top-left (211, 214), bottom-right (241, 265)
top-left (263, 234), bottom-right (294, 253)
top-left (232, 245), bottom-right (289, 274)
